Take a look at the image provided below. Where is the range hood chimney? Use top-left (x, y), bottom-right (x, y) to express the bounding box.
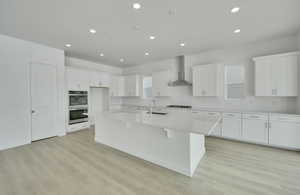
top-left (168, 56), bottom-right (192, 87)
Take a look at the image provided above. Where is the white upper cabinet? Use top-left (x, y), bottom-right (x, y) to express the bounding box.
top-left (110, 75), bottom-right (124, 97)
top-left (254, 52), bottom-right (299, 97)
top-left (152, 70), bottom-right (171, 97)
top-left (66, 67), bottom-right (90, 91)
top-left (124, 74), bottom-right (140, 97)
top-left (192, 64), bottom-right (220, 96)
top-left (89, 71), bottom-right (111, 88)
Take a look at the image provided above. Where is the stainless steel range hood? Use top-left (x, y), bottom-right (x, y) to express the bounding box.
top-left (168, 56), bottom-right (192, 87)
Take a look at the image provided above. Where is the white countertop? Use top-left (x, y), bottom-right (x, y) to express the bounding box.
top-left (96, 110), bottom-right (222, 135)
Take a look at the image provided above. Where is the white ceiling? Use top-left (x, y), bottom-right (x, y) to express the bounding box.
top-left (1, 0), bottom-right (300, 67)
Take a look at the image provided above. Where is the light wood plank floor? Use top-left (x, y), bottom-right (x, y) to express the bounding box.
top-left (0, 128), bottom-right (300, 195)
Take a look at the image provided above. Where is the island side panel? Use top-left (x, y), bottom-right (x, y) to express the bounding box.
top-left (95, 116), bottom-right (193, 176)
top-left (189, 133), bottom-right (206, 176)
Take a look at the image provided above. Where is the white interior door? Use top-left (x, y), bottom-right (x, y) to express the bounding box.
top-left (31, 63), bottom-right (58, 141)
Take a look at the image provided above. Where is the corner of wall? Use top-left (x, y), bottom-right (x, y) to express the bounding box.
top-left (297, 31), bottom-right (300, 114)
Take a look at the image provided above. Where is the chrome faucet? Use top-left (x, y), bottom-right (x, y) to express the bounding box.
top-left (149, 99), bottom-right (156, 114)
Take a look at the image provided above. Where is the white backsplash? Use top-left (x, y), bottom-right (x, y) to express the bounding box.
top-left (121, 94), bottom-right (297, 114)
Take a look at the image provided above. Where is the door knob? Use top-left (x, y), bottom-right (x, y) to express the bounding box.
top-left (31, 110), bottom-right (36, 114)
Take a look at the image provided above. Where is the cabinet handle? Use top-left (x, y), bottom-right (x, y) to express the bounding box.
top-left (226, 114), bottom-right (234, 117)
top-left (264, 122), bottom-right (268, 129)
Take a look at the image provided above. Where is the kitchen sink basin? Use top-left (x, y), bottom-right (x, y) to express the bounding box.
top-left (147, 111), bottom-right (168, 115)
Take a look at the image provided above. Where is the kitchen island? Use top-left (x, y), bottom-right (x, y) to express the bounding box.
top-left (95, 110), bottom-right (221, 177)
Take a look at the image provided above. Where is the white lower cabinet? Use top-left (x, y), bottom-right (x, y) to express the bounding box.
top-left (210, 111), bottom-right (300, 150)
top-left (269, 114), bottom-right (300, 149)
top-left (211, 123), bottom-right (222, 136)
top-left (242, 113), bottom-right (269, 144)
top-left (222, 113), bottom-right (242, 139)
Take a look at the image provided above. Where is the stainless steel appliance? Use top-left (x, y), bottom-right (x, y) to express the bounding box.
top-left (69, 91), bottom-right (89, 125)
top-left (69, 91), bottom-right (88, 106)
top-left (69, 107), bottom-right (88, 125)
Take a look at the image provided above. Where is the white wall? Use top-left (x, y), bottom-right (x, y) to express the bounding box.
top-left (297, 32), bottom-right (300, 114)
top-left (123, 35), bottom-right (299, 113)
top-left (0, 34), bottom-right (66, 150)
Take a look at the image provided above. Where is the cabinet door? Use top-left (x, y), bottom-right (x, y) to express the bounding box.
top-left (192, 68), bottom-right (202, 96)
top-left (211, 123), bottom-right (222, 136)
top-left (124, 75), bottom-right (139, 96)
top-left (67, 68), bottom-right (88, 91)
top-left (255, 59), bottom-right (272, 96)
top-left (193, 64), bottom-right (218, 96)
top-left (222, 116), bottom-right (242, 139)
top-left (255, 54), bottom-right (298, 97)
top-left (205, 65), bottom-right (218, 96)
top-left (110, 76), bottom-right (118, 97)
top-left (99, 72), bottom-right (111, 88)
top-left (276, 56), bottom-right (298, 96)
top-left (242, 119), bottom-right (268, 144)
top-left (89, 71), bottom-right (101, 87)
top-left (110, 76), bottom-right (124, 97)
top-left (152, 70), bottom-right (170, 97)
top-left (269, 122), bottom-right (300, 149)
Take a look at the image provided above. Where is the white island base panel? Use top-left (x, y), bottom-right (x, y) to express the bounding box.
top-left (95, 116), bottom-right (206, 177)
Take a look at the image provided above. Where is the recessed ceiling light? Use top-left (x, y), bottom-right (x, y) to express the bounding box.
top-left (99, 53), bottom-right (104, 57)
top-left (145, 52), bottom-right (149, 56)
top-left (234, 29), bottom-right (241, 33)
top-left (231, 7), bottom-right (240, 13)
top-left (180, 42), bottom-right (186, 47)
top-left (168, 9), bottom-right (177, 16)
top-left (65, 44), bottom-right (72, 48)
top-left (149, 36), bottom-right (156, 40)
top-left (89, 29), bottom-right (97, 34)
top-left (120, 58), bottom-right (125, 62)
top-left (133, 3), bottom-right (141, 10)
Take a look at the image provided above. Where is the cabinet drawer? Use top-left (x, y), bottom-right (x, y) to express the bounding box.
top-left (223, 112), bottom-right (241, 119)
top-left (192, 111), bottom-right (220, 117)
top-left (242, 113), bottom-right (268, 120)
top-left (269, 113), bottom-right (300, 123)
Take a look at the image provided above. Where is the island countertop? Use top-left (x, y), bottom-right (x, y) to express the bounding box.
top-left (96, 110), bottom-right (221, 135)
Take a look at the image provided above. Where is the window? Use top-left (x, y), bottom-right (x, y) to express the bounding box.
top-left (143, 76), bottom-right (152, 98)
top-left (224, 65), bottom-right (245, 100)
